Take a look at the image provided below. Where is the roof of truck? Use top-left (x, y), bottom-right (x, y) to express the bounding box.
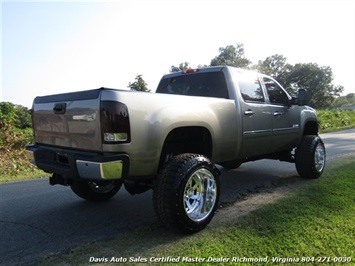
top-left (161, 66), bottom-right (261, 79)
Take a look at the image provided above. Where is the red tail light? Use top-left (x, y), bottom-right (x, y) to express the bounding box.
top-left (182, 69), bottom-right (200, 74)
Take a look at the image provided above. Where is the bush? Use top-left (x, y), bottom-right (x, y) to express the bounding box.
top-left (0, 120), bottom-right (36, 176)
top-left (317, 109), bottom-right (355, 131)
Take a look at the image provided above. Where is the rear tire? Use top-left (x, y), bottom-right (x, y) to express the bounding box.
top-left (296, 135), bottom-right (326, 179)
top-left (71, 180), bottom-right (122, 201)
top-left (153, 153), bottom-right (220, 234)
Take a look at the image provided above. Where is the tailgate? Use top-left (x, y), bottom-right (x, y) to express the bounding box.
top-left (32, 89), bottom-right (102, 151)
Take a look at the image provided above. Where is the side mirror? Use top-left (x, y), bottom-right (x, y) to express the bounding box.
top-left (297, 89), bottom-right (308, 106)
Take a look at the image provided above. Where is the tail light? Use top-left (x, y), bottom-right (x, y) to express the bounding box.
top-left (100, 101), bottom-right (131, 143)
top-left (182, 69), bottom-right (200, 74)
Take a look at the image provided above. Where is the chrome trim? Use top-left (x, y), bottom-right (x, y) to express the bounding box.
top-left (243, 129), bottom-right (272, 135)
top-left (76, 160), bottom-right (123, 180)
top-left (273, 127), bottom-right (298, 132)
top-left (72, 113), bottom-right (96, 121)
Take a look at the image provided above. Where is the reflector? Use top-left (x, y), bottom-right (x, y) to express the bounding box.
top-left (104, 133), bottom-right (128, 142)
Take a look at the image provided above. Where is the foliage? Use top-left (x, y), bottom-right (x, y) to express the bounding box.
top-left (254, 54), bottom-right (294, 92)
top-left (210, 43), bottom-right (251, 68)
top-left (0, 101), bottom-right (41, 178)
top-left (284, 63), bottom-right (344, 108)
top-left (1, 102), bottom-right (32, 129)
top-left (0, 119), bottom-right (38, 177)
top-left (127, 75), bottom-right (150, 92)
top-left (254, 54), bottom-right (288, 79)
top-left (170, 62), bottom-right (191, 73)
top-left (333, 93), bottom-right (355, 108)
top-left (317, 109), bottom-right (355, 131)
top-left (0, 101), bottom-right (16, 124)
top-left (14, 104), bottom-right (32, 129)
top-left (254, 58), bottom-right (345, 108)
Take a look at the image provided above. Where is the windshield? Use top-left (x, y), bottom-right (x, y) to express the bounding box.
top-left (156, 72), bottom-right (229, 99)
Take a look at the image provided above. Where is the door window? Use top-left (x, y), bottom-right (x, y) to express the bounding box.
top-left (263, 77), bottom-right (289, 106)
top-left (238, 75), bottom-right (265, 103)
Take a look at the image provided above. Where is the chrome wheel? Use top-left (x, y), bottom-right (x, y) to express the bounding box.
top-left (183, 168), bottom-right (217, 222)
top-left (314, 143), bottom-right (325, 172)
top-left (153, 153), bottom-right (220, 233)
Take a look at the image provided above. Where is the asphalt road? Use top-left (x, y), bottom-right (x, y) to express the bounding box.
top-left (1, 129), bottom-right (354, 265)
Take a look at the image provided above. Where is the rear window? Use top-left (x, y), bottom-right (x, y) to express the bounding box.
top-left (156, 72), bottom-right (229, 99)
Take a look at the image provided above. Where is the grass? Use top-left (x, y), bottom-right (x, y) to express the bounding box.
top-left (38, 157), bottom-right (355, 266)
top-left (0, 169), bottom-right (47, 183)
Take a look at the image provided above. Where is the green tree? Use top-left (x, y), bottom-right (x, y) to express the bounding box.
top-left (14, 105), bottom-right (32, 129)
top-left (285, 63), bottom-right (344, 108)
top-left (210, 43), bottom-right (251, 68)
top-left (0, 102), bottom-right (16, 125)
top-left (333, 96), bottom-right (349, 108)
top-left (170, 62), bottom-right (191, 73)
top-left (197, 64), bottom-right (209, 69)
top-left (254, 54), bottom-right (295, 94)
top-left (346, 93), bottom-right (355, 103)
top-left (254, 54), bottom-right (293, 86)
top-left (0, 102), bottom-right (35, 175)
top-left (333, 93), bottom-right (355, 108)
top-left (128, 75), bottom-right (150, 92)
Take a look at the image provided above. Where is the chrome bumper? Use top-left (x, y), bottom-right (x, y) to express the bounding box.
top-left (76, 160), bottom-right (123, 180)
top-left (25, 144), bottom-right (129, 181)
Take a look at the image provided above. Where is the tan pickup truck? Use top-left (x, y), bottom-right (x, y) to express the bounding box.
top-left (26, 66), bottom-right (326, 233)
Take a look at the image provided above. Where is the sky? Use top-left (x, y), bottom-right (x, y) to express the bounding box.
top-left (1, 0), bottom-right (355, 108)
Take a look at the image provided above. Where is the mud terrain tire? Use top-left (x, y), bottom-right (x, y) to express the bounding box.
top-left (296, 135), bottom-right (326, 179)
top-left (153, 153), bottom-right (220, 233)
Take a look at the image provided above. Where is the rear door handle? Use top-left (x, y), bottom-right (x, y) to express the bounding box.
top-left (273, 111), bottom-right (282, 117)
top-left (244, 110), bottom-right (256, 116)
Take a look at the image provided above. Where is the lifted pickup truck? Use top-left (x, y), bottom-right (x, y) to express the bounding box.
top-left (26, 66), bottom-right (326, 233)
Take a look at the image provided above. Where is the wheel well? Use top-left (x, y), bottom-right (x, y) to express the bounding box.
top-left (303, 121), bottom-right (319, 135)
top-left (159, 127), bottom-right (212, 168)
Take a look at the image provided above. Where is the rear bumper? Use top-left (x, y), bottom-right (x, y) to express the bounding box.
top-left (26, 144), bottom-right (129, 181)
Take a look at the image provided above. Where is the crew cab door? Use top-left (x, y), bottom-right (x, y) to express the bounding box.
top-left (262, 77), bottom-right (300, 151)
top-left (237, 73), bottom-right (273, 157)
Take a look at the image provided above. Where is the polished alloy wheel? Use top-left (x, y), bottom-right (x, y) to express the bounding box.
top-left (183, 168), bottom-right (217, 222)
top-left (314, 143), bottom-right (326, 172)
top-left (154, 154), bottom-right (220, 233)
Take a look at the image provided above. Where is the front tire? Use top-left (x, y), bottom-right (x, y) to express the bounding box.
top-left (153, 153), bottom-right (220, 234)
top-left (71, 180), bottom-right (122, 201)
top-left (296, 135), bottom-right (326, 179)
